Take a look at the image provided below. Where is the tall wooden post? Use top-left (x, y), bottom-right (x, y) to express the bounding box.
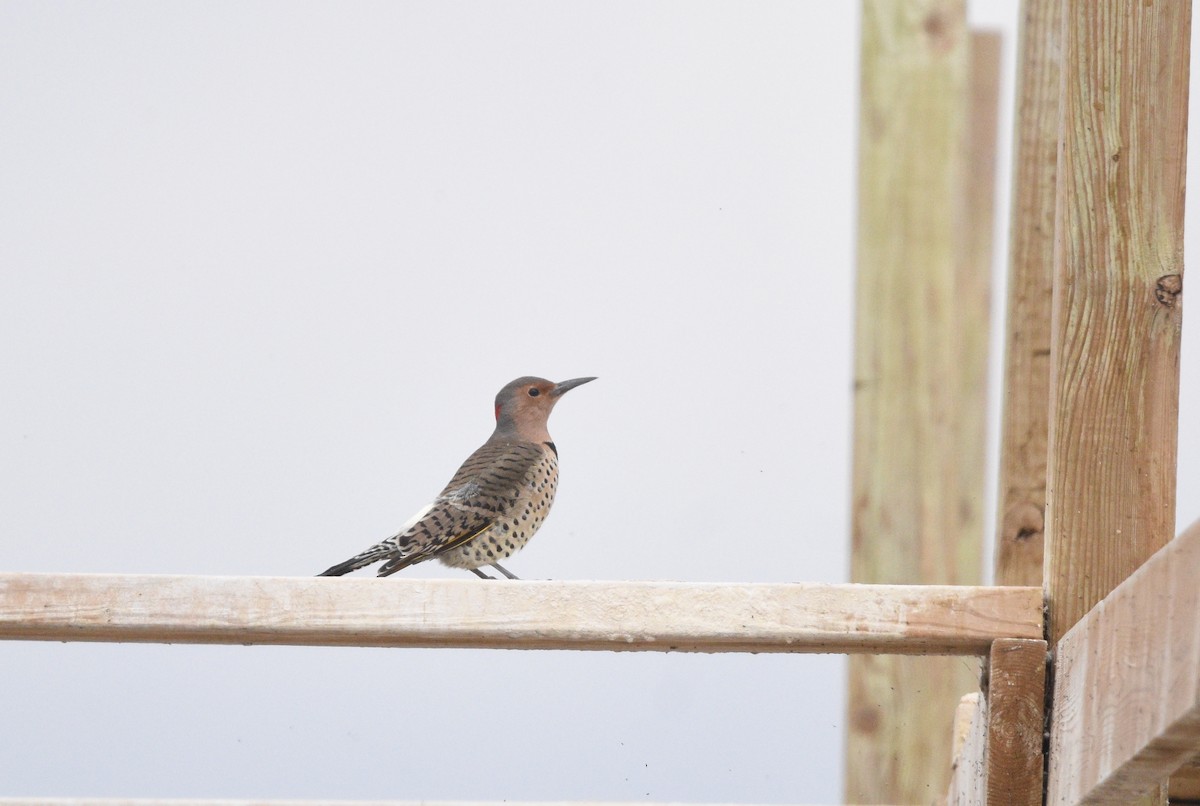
top-left (1044, 1), bottom-right (1190, 803)
top-left (1044, 0), bottom-right (1189, 649)
top-left (846, 1), bottom-right (996, 800)
top-left (993, 0), bottom-right (1062, 588)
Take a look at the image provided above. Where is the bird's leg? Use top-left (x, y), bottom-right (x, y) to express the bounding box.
top-left (471, 568), bottom-right (495, 580)
top-left (490, 563), bottom-right (520, 580)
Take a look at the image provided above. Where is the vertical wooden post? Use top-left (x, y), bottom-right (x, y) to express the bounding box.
top-left (985, 638), bottom-right (1047, 806)
top-left (945, 639), bottom-right (1048, 805)
top-left (965, 25), bottom-right (1003, 560)
top-left (940, 638), bottom-right (1046, 801)
top-left (847, 1), bottom-right (996, 800)
top-left (993, 0), bottom-right (1062, 588)
top-left (1044, 1), bottom-right (1190, 803)
top-left (1044, 0), bottom-right (1189, 648)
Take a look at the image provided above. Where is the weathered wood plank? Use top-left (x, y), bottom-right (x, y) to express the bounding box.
top-left (1169, 754), bottom-right (1200, 800)
top-left (0, 574), bottom-right (1043, 654)
top-left (847, 0), bottom-right (993, 799)
top-left (993, 0), bottom-right (1062, 588)
top-left (0, 802), bottom-right (426, 806)
top-left (964, 26), bottom-right (1002, 581)
top-left (1043, 0), bottom-right (1190, 646)
top-left (951, 691), bottom-right (979, 761)
top-left (1043, 6), bottom-right (1190, 802)
top-left (942, 640), bottom-right (1049, 806)
top-left (0, 802), bottom-right (917, 806)
top-left (946, 692), bottom-right (988, 806)
top-left (986, 638), bottom-right (1047, 806)
top-left (1047, 519), bottom-right (1200, 804)
top-left (1040, 4), bottom-right (1190, 805)
top-left (0, 802), bottom-right (875, 806)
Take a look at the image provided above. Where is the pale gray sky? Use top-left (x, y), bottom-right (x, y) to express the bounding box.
top-left (1, 2), bottom-right (1196, 802)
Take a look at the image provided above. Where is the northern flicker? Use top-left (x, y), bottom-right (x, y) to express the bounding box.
top-left (318, 376), bottom-right (595, 579)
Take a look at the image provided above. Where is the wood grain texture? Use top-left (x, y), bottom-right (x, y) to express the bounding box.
top-left (986, 638), bottom-right (1047, 806)
top-left (1043, 0), bottom-right (1190, 646)
top-left (942, 640), bottom-right (1048, 805)
top-left (848, 1), bottom-right (993, 800)
top-left (1169, 754), bottom-right (1200, 800)
top-left (1047, 519), bottom-right (1200, 804)
top-left (946, 692), bottom-right (988, 806)
top-left (0, 574), bottom-right (1043, 654)
top-left (1044, 5), bottom-right (1189, 804)
top-left (951, 691), bottom-right (979, 761)
top-left (0, 802), bottom-right (891, 806)
top-left (993, 0), bottom-right (1062, 587)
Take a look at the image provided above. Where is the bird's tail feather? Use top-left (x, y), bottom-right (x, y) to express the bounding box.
top-left (376, 553), bottom-right (421, 577)
top-left (317, 543), bottom-right (393, 576)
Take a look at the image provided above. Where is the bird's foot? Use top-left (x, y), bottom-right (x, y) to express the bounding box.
top-left (471, 568), bottom-right (495, 580)
top-left (490, 563), bottom-right (520, 580)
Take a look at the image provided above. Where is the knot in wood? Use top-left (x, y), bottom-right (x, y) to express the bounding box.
top-left (851, 704), bottom-right (881, 733)
top-left (1003, 502), bottom-right (1044, 544)
top-left (1155, 274), bottom-right (1182, 307)
top-left (922, 6), bottom-right (960, 56)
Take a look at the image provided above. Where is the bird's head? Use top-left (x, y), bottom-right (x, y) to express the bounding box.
top-left (493, 376), bottom-right (596, 441)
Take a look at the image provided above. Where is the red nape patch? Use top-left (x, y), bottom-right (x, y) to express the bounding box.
top-left (495, 404), bottom-right (501, 421)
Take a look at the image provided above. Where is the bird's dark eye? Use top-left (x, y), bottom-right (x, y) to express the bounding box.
top-left (528, 387), bottom-right (540, 397)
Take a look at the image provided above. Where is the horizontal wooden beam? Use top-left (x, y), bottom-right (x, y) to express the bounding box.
top-left (0, 802), bottom-right (440, 806)
top-left (0, 574), bottom-right (1042, 655)
top-left (0, 802), bottom-right (880, 806)
top-left (1048, 518), bottom-right (1200, 804)
top-left (0, 802), bottom-right (875, 806)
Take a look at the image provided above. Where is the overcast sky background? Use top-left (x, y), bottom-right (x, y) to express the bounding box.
top-left (1, 2), bottom-right (1197, 803)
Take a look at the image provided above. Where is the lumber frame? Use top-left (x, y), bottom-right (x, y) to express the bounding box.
top-left (1043, 0), bottom-right (1189, 647)
top-left (1169, 754), bottom-right (1200, 801)
top-left (848, 1), bottom-right (997, 798)
top-left (944, 639), bottom-right (1048, 806)
top-left (992, 0), bottom-right (1061, 588)
top-left (0, 574), bottom-right (1042, 655)
top-left (1047, 520), bottom-right (1200, 804)
top-left (947, 692), bottom-right (988, 806)
top-left (985, 638), bottom-right (1047, 805)
top-left (1041, 5), bottom-right (1190, 803)
top-left (0, 802), bottom-right (887, 806)
top-left (0, 802), bottom-right (883, 806)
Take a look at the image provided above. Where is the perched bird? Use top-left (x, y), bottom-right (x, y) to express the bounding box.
top-left (318, 376), bottom-right (595, 579)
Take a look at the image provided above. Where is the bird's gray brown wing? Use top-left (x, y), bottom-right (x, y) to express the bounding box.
top-left (374, 440), bottom-right (546, 576)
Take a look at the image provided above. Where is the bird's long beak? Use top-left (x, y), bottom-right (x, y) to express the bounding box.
top-left (550, 376), bottom-right (597, 397)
